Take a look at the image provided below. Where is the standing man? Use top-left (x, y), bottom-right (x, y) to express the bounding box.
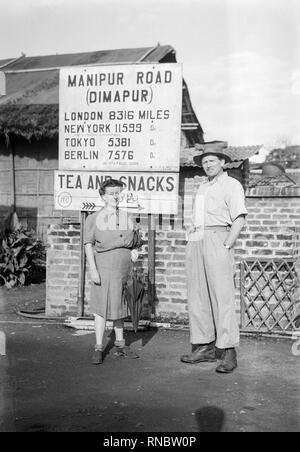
top-left (181, 149), bottom-right (248, 373)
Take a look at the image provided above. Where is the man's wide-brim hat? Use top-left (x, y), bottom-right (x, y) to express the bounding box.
top-left (193, 142), bottom-right (231, 167)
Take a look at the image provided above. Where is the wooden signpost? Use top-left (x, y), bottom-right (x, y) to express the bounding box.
top-left (148, 213), bottom-right (156, 315)
top-left (78, 211), bottom-right (87, 317)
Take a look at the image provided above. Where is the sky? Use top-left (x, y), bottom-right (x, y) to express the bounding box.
top-left (0, 0), bottom-right (299, 149)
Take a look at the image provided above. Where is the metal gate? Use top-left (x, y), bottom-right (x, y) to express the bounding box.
top-left (240, 259), bottom-right (298, 333)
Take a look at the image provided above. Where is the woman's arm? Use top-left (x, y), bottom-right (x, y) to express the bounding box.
top-left (85, 243), bottom-right (101, 285)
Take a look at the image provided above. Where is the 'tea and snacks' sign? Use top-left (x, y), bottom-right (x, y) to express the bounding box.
top-left (59, 63), bottom-right (182, 172)
top-left (54, 170), bottom-right (179, 214)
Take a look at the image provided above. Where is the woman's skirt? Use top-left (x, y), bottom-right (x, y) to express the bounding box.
top-left (89, 248), bottom-right (131, 320)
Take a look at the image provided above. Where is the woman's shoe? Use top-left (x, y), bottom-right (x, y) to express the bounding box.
top-left (92, 349), bottom-right (103, 365)
top-left (114, 345), bottom-right (139, 359)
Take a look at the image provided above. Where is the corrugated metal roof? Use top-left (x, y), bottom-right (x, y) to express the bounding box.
top-left (225, 146), bottom-right (264, 162)
top-left (1, 70), bottom-right (59, 105)
top-left (2, 46), bottom-right (175, 71)
top-left (0, 46), bottom-right (175, 106)
top-left (248, 173), bottom-right (298, 188)
top-left (0, 58), bottom-right (15, 69)
top-left (180, 145), bottom-right (261, 167)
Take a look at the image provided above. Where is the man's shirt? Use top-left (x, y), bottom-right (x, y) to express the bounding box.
top-left (192, 171), bottom-right (248, 228)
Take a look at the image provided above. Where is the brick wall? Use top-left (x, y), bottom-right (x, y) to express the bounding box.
top-left (46, 172), bottom-right (300, 321)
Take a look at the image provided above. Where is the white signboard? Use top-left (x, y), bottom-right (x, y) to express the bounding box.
top-left (54, 171), bottom-right (179, 214)
top-left (59, 63), bottom-right (182, 172)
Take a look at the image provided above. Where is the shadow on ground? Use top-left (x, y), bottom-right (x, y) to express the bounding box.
top-left (195, 406), bottom-right (225, 432)
top-left (103, 328), bottom-right (159, 360)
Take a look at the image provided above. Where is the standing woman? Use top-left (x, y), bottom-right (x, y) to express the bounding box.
top-left (84, 179), bottom-right (140, 364)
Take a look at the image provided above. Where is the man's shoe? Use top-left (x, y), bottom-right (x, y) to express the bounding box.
top-left (114, 345), bottom-right (139, 359)
top-left (216, 348), bottom-right (237, 373)
top-left (180, 344), bottom-right (200, 362)
top-left (215, 347), bottom-right (226, 360)
top-left (92, 349), bottom-right (103, 365)
top-left (180, 342), bottom-right (216, 363)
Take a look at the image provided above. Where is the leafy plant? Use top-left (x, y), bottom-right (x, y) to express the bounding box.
top-left (0, 227), bottom-right (46, 289)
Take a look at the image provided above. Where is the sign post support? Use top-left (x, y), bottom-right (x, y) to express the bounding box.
top-left (148, 214), bottom-right (156, 316)
top-left (78, 211), bottom-right (87, 317)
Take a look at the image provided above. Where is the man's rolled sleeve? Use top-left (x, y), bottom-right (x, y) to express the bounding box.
top-left (227, 181), bottom-right (248, 222)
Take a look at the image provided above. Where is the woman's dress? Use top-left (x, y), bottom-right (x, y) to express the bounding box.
top-left (84, 208), bottom-right (135, 320)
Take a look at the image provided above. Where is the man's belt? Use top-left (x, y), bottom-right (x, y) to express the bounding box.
top-left (203, 225), bottom-right (230, 231)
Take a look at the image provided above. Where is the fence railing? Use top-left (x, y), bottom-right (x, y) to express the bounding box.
top-left (240, 259), bottom-right (298, 333)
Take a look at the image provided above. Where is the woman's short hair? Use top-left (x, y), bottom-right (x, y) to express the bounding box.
top-left (99, 178), bottom-right (125, 196)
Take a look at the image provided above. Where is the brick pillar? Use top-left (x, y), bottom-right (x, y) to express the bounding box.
top-left (46, 222), bottom-right (81, 317)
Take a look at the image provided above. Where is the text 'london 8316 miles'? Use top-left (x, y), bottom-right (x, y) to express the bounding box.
top-left (59, 63), bottom-right (182, 172)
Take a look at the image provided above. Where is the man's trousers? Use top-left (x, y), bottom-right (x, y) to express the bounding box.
top-left (186, 229), bottom-right (240, 349)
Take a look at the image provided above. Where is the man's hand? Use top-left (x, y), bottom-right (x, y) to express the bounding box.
top-left (185, 224), bottom-right (196, 235)
top-left (224, 215), bottom-right (246, 248)
top-left (85, 243), bottom-right (101, 285)
top-left (91, 269), bottom-right (101, 285)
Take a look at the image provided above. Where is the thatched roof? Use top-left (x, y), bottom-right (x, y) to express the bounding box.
top-left (0, 104), bottom-right (58, 141)
top-left (0, 46), bottom-right (204, 144)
